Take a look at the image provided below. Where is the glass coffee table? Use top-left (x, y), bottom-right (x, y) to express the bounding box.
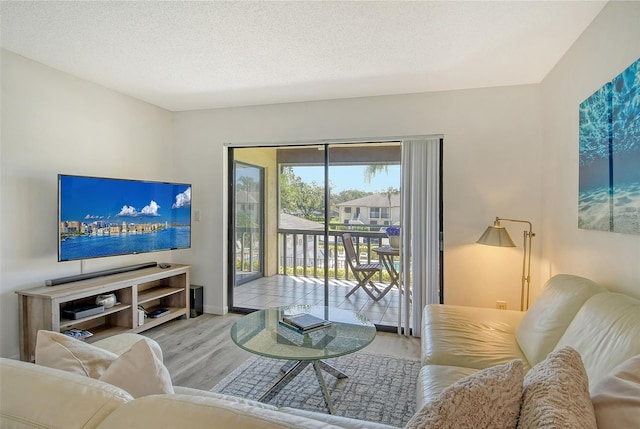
top-left (230, 305), bottom-right (376, 414)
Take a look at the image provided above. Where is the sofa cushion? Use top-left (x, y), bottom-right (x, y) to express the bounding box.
top-left (515, 274), bottom-right (606, 366)
top-left (517, 347), bottom-right (596, 429)
top-left (95, 394), bottom-right (344, 429)
top-left (35, 330), bottom-right (118, 378)
top-left (405, 359), bottom-right (523, 429)
top-left (591, 354), bottom-right (640, 429)
top-left (1, 357), bottom-right (132, 429)
top-left (92, 333), bottom-right (163, 361)
top-left (99, 338), bottom-right (174, 398)
top-left (421, 304), bottom-right (527, 370)
top-left (416, 365), bottom-right (478, 408)
top-left (553, 292), bottom-right (640, 390)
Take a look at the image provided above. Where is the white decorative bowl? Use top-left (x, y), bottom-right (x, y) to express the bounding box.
top-left (95, 293), bottom-right (117, 308)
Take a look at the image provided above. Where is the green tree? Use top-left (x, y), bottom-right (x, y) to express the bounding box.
top-left (332, 189), bottom-right (370, 204)
top-left (279, 167), bottom-right (297, 214)
top-left (280, 167), bottom-right (326, 219)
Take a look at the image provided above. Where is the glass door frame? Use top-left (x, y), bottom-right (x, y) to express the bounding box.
top-left (231, 158), bottom-right (265, 289)
top-left (226, 138), bottom-right (443, 328)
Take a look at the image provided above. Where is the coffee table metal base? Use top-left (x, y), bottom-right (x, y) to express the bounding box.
top-left (259, 360), bottom-right (347, 414)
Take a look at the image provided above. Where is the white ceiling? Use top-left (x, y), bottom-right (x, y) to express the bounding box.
top-left (1, 1), bottom-right (607, 112)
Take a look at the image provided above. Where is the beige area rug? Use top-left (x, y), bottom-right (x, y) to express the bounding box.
top-left (211, 351), bottom-right (420, 427)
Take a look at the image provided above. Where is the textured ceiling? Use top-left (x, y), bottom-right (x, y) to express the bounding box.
top-left (1, 1), bottom-right (607, 111)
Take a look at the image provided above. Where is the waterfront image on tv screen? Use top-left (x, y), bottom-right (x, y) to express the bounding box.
top-left (59, 175), bottom-right (192, 261)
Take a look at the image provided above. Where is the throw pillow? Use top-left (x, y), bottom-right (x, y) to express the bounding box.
top-left (517, 346), bottom-right (596, 429)
top-left (99, 338), bottom-right (174, 398)
top-left (404, 359), bottom-right (523, 429)
top-left (591, 354), bottom-right (640, 429)
top-left (35, 330), bottom-right (118, 378)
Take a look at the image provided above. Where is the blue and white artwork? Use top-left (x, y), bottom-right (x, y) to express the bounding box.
top-left (579, 58), bottom-right (640, 235)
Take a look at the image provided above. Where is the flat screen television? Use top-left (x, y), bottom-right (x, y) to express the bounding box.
top-left (58, 174), bottom-right (191, 262)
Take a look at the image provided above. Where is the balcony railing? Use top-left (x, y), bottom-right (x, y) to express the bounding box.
top-left (235, 227), bottom-right (261, 273)
top-left (278, 225), bottom-right (390, 282)
top-left (234, 224), bottom-right (395, 283)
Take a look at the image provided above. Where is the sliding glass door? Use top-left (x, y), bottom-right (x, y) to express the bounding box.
top-left (228, 142), bottom-right (414, 330)
top-left (326, 143), bottom-right (402, 327)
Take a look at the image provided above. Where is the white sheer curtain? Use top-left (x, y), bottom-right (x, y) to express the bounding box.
top-left (399, 137), bottom-right (441, 337)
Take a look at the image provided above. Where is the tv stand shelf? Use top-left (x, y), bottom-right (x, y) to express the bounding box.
top-left (138, 286), bottom-right (184, 305)
top-left (16, 264), bottom-right (190, 362)
top-left (59, 303), bottom-right (133, 328)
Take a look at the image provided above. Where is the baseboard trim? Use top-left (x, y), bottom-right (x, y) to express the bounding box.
top-left (203, 304), bottom-right (227, 315)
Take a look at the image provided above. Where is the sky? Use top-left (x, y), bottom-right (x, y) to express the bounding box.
top-left (60, 175), bottom-right (192, 224)
top-left (292, 165), bottom-right (400, 193)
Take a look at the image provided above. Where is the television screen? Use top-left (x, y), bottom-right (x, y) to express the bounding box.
top-left (58, 175), bottom-right (191, 262)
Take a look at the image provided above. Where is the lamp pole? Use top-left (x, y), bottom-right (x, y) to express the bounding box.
top-left (496, 218), bottom-right (534, 311)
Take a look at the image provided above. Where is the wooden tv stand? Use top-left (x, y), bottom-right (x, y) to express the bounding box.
top-left (16, 264), bottom-right (190, 362)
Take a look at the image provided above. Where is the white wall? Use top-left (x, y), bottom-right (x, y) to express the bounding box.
top-left (540, 1), bottom-right (640, 298)
top-left (0, 50), bottom-right (174, 358)
top-left (173, 84), bottom-right (543, 315)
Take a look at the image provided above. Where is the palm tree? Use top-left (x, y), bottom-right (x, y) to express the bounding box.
top-left (363, 165), bottom-right (389, 184)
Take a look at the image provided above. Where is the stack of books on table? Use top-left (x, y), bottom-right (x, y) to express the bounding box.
top-left (279, 313), bottom-right (332, 334)
top-left (277, 313), bottom-right (334, 348)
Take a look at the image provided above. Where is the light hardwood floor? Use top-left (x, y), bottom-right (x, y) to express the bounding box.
top-left (142, 313), bottom-right (421, 391)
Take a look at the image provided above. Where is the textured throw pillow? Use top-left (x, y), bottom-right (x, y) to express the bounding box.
top-left (517, 346), bottom-right (596, 429)
top-left (35, 330), bottom-right (118, 378)
top-left (100, 338), bottom-right (174, 398)
top-left (591, 354), bottom-right (640, 429)
top-left (405, 359), bottom-right (523, 429)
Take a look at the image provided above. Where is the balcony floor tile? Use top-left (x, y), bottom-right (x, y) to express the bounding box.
top-left (233, 274), bottom-right (409, 328)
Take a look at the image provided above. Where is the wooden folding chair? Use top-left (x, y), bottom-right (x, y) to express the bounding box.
top-left (342, 233), bottom-right (385, 301)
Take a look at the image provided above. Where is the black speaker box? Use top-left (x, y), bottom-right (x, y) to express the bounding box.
top-left (190, 285), bottom-right (203, 317)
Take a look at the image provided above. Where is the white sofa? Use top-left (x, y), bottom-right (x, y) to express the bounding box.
top-left (1, 274), bottom-right (639, 428)
top-left (417, 274), bottom-right (640, 423)
top-left (1, 331), bottom-right (395, 429)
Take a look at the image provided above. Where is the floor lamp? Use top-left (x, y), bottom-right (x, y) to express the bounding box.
top-left (476, 217), bottom-right (535, 311)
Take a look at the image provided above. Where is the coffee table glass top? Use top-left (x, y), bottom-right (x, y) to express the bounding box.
top-left (230, 305), bottom-right (376, 361)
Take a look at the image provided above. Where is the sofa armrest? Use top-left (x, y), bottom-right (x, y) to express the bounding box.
top-left (1, 358), bottom-right (131, 429)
